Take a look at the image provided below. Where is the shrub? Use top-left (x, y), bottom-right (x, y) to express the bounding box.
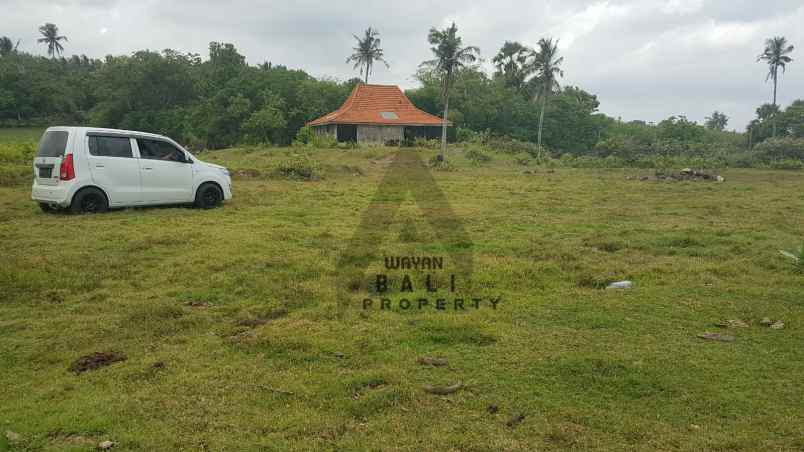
top-left (464, 147), bottom-right (492, 165)
top-left (273, 153), bottom-right (321, 180)
top-left (427, 155), bottom-right (456, 171)
top-left (753, 137), bottom-right (804, 161)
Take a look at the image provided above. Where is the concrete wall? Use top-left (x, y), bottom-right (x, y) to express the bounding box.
top-left (357, 125), bottom-right (403, 145)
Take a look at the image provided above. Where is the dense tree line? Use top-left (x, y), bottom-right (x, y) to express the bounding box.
top-left (0, 34), bottom-right (801, 158)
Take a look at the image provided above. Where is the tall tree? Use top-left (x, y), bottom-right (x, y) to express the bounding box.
top-left (421, 22), bottom-right (479, 156)
top-left (758, 36), bottom-right (794, 137)
top-left (492, 41), bottom-right (531, 90)
top-left (758, 36), bottom-right (795, 107)
top-left (0, 37), bottom-right (19, 57)
top-left (528, 38), bottom-right (564, 159)
top-left (705, 111), bottom-right (729, 131)
top-left (37, 23), bottom-right (68, 58)
top-left (345, 27), bottom-right (389, 84)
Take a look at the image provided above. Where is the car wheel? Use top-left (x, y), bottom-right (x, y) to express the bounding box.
top-left (70, 187), bottom-right (108, 214)
top-left (195, 183), bottom-right (223, 209)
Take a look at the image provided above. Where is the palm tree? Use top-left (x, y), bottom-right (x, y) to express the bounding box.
top-left (492, 41), bottom-right (531, 90)
top-left (421, 22), bottom-right (479, 156)
top-left (758, 36), bottom-right (795, 107)
top-left (528, 38), bottom-right (564, 159)
top-left (0, 36), bottom-right (19, 57)
top-left (346, 27), bottom-right (389, 84)
top-left (37, 23), bottom-right (67, 58)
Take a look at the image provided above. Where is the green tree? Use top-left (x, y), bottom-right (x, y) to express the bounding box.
top-left (492, 41), bottom-right (530, 91)
top-left (528, 38), bottom-right (564, 158)
top-left (421, 22), bottom-right (479, 156)
top-left (345, 27), bottom-right (388, 84)
top-left (242, 91), bottom-right (287, 144)
top-left (705, 111), bottom-right (728, 131)
top-left (0, 37), bottom-right (19, 57)
top-left (37, 23), bottom-right (67, 58)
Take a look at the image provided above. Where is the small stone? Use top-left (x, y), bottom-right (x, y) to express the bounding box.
top-left (5, 431), bottom-right (21, 442)
top-left (760, 317), bottom-right (773, 326)
top-left (697, 332), bottom-right (735, 342)
top-left (606, 280), bottom-right (633, 289)
top-left (98, 440), bottom-right (115, 449)
top-left (716, 176), bottom-right (725, 183)
top-left (690, 424), bottom-right (701, 430)
top-left (770, 321), bottom-right (785, 330)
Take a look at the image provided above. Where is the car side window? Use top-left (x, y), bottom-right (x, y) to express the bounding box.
top-left (137, 139), bottom-right (186, 162)
top-left (88, 136), bottom-right (133, 158)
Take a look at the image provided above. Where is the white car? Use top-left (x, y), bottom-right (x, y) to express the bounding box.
top-left (32, 126), bottom-right (232, 213)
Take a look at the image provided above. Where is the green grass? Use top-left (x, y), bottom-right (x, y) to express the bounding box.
top-left (0, 127), bottom-right (45, 144)
top-left (1, 140), bottom-right (803, 450)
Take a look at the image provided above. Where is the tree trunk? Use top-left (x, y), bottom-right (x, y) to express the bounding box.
top-left (537, 89), bottom-right (547, 160)
top-left (772, 72), bottom-right (778, 137)
top-left (440, 94), bottom-right (450, 157)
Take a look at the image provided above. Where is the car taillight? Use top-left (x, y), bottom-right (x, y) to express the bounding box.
top-left (60, 154), bottom-right (75, 180)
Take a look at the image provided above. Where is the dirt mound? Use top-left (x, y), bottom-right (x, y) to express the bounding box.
top-left (69, 352), bottom-right (127, 374)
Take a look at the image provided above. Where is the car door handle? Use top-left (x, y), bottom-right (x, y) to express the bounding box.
top-left (143, 167), bottom-right (153, 170)
top-left (95, 164), bottom-right (104, 168)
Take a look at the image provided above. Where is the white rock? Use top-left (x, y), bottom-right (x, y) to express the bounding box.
top-left (716, 176), bottom-right (725, 182)
top-left (770, 321), bottom-right (785, 330)
top-left (606, 280), bottom-right (633, 289)
top-left (98, 440), bottom-right (116, 449)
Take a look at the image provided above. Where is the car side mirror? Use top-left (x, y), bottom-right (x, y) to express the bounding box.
top-left (185, 156), bottom-right (193, 164)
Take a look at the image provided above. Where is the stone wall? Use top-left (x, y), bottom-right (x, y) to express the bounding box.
top-left (357, 125), bottom-right (403, 145)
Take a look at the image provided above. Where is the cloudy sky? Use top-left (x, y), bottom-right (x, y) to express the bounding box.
top-left (4, 0), bottom-right (802, 129)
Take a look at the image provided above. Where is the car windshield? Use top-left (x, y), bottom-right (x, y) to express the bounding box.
top-left (36, 131), bottom-right (68, 158)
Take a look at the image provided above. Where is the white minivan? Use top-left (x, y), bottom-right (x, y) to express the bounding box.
top-left (32, 127), bottom-right (232, 213)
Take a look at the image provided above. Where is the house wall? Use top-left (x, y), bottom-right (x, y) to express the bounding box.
top-left (357, 125), bottom-right (403, 145)
top-left (313, 125), bottom-right (336, 136)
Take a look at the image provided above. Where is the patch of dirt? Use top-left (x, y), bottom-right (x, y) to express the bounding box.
top-left (417, 356), bottom-right (449, 367)
top-left (423, 382), bottom-right (463, 395)
top-left (233, 169), bottom-right (261, 178)
top-left (697, 332), bottom-right (735, 342)
top-left (506, 413), bottom-right (526, 428)
top-left (69, 352), bottom-right (127, 374)
top-left (185, 300), bottom-right (213, 308)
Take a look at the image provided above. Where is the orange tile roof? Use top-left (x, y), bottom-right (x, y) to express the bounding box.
top-left (307, 84), bottom-right (450, 127)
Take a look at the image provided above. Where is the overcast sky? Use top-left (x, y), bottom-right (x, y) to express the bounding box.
top-left (4, 0), bottom-right (802, 129)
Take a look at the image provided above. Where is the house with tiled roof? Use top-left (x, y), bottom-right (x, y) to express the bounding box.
top-left (307, 83), bottom-right (449, 145)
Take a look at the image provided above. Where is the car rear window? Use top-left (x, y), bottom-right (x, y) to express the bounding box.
top-left (36, 131), bottom-right (69, 157)
top-left (89, 136), bottom-right (133, 158)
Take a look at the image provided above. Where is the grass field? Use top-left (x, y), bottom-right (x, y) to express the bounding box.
top-left (1, 135), bottom-right (803, 450)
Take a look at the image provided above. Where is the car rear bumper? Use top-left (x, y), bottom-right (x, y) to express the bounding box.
top-left (32, 182), bottom-right (71, 207)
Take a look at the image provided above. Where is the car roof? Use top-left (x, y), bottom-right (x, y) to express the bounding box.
top-left (46, 126), bottom-right (170, 141)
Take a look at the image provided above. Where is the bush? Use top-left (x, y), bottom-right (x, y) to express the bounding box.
top-left (753, 137), bottom-right (804, 161)
top-left (464, 147), bottom-right (492, 165)
top-left (273, 153), bottom-right (321, 180)
top-left (427, 155), bottom-right (456, 171)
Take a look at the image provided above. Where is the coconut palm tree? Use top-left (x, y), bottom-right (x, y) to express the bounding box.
top-left (37, 23), bottom-right (67, 58)
top-left (421, 22), bottom-right (479, 156)
top-left (758, 36), bottom-right (795, 108)
top-left (528, 38), bottom-right (564, 159)
top-left (346, 27), bottom-right (389, 84)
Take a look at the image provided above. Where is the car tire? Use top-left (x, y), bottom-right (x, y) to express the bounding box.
top-left (194, 183), bottom-right (223, 209)
top-left (70, 187), bottom-right (108, 214)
